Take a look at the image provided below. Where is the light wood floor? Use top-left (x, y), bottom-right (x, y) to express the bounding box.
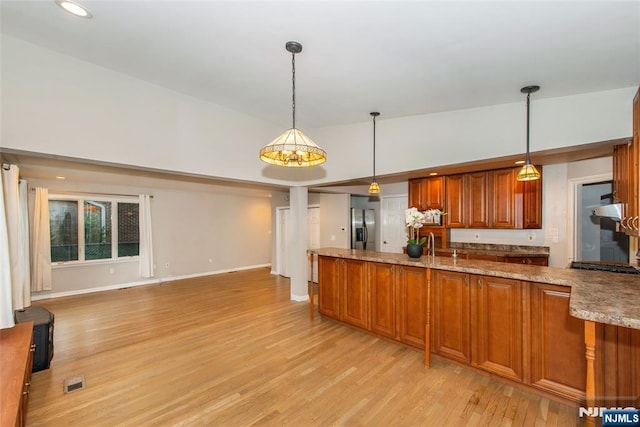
top-left (27, 268), bottom-right (582, 426)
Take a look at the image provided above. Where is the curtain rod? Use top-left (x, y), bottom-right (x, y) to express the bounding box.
top-left (30, 188), bottom-right (153, 198)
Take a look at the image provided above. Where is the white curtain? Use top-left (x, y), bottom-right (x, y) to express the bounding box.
top-left (31, 187), bottom-right (52, 292)
top-left (0, 167), bottom-right (15, 328)
top-left (138, 194), bottom-right (154, 278)
top-left (19, 181), bottom-right (31, 305)
top-left (1, 165), bottom-right (31, 324)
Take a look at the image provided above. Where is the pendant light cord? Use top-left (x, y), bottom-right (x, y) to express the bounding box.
top-left (291, 51), bottom-right (296, 130)
top-left (525, 92), bottom-right (531, 164)
top-left (372, 114), bottom-right (376, 180)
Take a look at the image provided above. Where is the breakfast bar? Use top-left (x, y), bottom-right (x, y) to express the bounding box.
top-left (308, 248), bottom-right (640, 425)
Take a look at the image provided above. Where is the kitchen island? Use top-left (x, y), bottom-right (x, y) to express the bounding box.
top-left (308, 248), bottom-right (640, 423)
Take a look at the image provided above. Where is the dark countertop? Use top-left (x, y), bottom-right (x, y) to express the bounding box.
top-left (309, 247), bottom-right (640, 330)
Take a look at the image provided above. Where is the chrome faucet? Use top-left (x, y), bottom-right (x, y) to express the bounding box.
top-left (427, 231), bottom-right (435, 264)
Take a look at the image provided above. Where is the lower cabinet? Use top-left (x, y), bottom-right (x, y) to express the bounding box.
top-left (529, 283), bottom-right (587, 401)
top-left (319, 256), bottom-right (428, 350)
top-left (318, 256), bottom-right (367, 329)
top-left (431, 270), bottom-right (522, 381)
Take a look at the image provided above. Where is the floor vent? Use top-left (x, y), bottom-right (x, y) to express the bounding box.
top-left (63, 375), bottom-right (85, 394)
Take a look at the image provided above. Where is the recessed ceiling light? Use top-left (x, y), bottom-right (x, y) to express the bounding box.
top-left (429, 172), bottom-right (438, 176)
top-left (55, 176), bottom-right (66, 180)
top-left (55, 0), bottom-right (92, 18)
top-left (514, 160), bottom-right (525, 165)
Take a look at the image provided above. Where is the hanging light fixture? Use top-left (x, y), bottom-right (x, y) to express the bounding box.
top-left (368, 112), bottom-right (381, 194)
top-left (259, 41), bottom-right (326, 167)
top-left (516, 85), bottom-right (541, 181)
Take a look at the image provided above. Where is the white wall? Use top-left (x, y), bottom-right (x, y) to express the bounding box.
top-left (2, 36), bottom-right (635, 190)
top-left (27, 173), bottom-right (273, 298)
top-left (319, 193), bottom-right (350, 249)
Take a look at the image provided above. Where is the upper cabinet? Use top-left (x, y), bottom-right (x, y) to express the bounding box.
top-left (408, 176), bottom-right (445, 211)
top-left (444, 167), bottom-right (542, 229)
top-left (613, 86), bottom-right (639, 236)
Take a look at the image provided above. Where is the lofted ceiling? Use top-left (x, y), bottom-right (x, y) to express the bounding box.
top-left (1, 1), bottom-right (639, 190)
top-left (1, 0), bottom-right (638, 131)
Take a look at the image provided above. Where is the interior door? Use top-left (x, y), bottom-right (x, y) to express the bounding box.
top-left (277, 207), bottom-right (290, 277)
top-left (381, 195), bottom-right (408, 253)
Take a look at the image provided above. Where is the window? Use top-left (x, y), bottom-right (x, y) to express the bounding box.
top-left (49, 196), bottom-right (140, 264)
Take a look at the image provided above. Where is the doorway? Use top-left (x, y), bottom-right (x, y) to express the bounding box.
top-left (275, 206), bottom-right (320, 279)
top-left (576, 180), bottom-right (629, 263)
top-left (380, 195), bottom-right (408, 254)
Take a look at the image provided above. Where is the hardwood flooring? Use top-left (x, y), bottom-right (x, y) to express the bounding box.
top-left (27, 268), bottom-right (581, 426)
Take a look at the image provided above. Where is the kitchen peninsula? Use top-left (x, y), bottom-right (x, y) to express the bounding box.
top-left (308, 248), bottom-right (640, 421)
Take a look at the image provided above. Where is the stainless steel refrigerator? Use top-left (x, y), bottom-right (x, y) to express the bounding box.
top-left (351, 208), bottom-right (376, 251)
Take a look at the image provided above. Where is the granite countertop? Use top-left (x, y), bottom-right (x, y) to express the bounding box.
top-left (309, 247), bottom-right (640, 330)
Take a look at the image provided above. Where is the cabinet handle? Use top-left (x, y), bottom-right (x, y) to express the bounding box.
top-left (478, 278), bottom-right (483, 288)
top-left (464, 276), bottom-right (469, 286)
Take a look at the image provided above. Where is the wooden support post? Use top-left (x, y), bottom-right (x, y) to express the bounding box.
top-left (308, 252), bottom-right (314, 321)
top-left (585, 320), bottom-right (596, 427)
top-left (425, 268), bottom-right (431, 367)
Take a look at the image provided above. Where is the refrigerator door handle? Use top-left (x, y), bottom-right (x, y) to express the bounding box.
top-left (363, 224), bottom-right (368, 248)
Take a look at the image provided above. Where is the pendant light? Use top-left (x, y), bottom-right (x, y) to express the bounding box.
top-left (368, 112), bottom-right (381, 194)
top-left (259, 41), bottom-right (326, 167)
top-left (516, 85), bottom-right (541, 181)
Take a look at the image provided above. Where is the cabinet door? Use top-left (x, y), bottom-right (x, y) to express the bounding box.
top-left (341, 259), bottom-right (368, 329)
top-left (408, 179), bottom-right (425, 210)
top-left (432, 270), bottom-right (471, 363)
top-left (474, 276), bottom-right (523, 381)
top-left (425, 176), bottom-right (445, 210)
top-left (530, 283), bottom-right (586, 401)
top-left (318, 256), bottom-right (341, 318)
top-left (369, 262), bottom-right (396, 339)
top-left (522, 174), bottom-right (543, 229)
top-left (491, 168), bottom-right (516, 228)
top-left (397, 266), bottom-right (428, 348)
top-left (467, 172), bottom-right (490, 228)
top-left (445, 175), bottom-right (466, 228)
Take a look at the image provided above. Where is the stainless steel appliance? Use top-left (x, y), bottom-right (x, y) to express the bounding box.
top-left (351, 208), bottom-right (375, 251)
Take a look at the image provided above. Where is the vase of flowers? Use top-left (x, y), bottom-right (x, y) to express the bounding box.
top-left (405, 207), bottom-right (444, 258)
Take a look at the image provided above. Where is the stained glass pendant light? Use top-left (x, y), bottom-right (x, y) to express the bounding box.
top-left (516, 85), bottom-right (541, 181)
top-left (259, 41), bottom-right (326, 167)
top-left (368, 112), bottom-right (381, 194)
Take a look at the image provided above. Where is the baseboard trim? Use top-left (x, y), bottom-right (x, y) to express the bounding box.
top-left (31, 263), bottom-right (272, 301)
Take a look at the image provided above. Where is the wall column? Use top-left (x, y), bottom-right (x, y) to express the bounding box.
top-left (289, 186), bottom-right (308, 301)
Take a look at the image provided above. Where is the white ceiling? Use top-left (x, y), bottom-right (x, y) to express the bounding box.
top-left (2, 0), bottom-right (639, 131)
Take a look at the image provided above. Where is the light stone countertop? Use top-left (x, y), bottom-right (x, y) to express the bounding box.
top-left (309, 248), bottom-right (640, 330)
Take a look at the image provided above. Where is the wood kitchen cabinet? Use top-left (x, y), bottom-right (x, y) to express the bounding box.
top-left (341, 259), bottom-right (368, 329)
top-left (491, 168), bottom-right (517, 228)
top-left (397, 265), bottom-right (428, 348)
top-left (319, 256), bottom-right (429, 351)
top-left (432, 270), bottom-right (523, 381)
top-left (369, 262), bottom-right (396, 339)
top-left (614, 86), bottom-right (640, 236)
top-left (408, 176), bottom-right (445, 211)
top-left (318, 256), bottom-right (341, 318)
top-left (431, 269), bottom-right (471, 363)
top-left (444, 167), bottom-right (542, 229)
top-left (444, 174), bottom-right (466, 228)
top-left (369, 262), bottom-right (428, 347)
top-left (530, 283), bottom-right (587, 401)
top-left (318, 257), bottom-right (367, 328)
